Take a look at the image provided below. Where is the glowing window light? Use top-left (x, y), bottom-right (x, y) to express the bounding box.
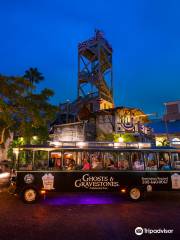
top-left (171, 138), bottom-right (180, 145)
top-left (118, 137), bottom-right (124, 143)
top-left (49, 141), bottom-right (62, 147)
top-left (32, 136), bottom-right (38, 140)
top-left (76, 142), bottom-right (87, 148)
top-left (138, 142), bottom-right (151, 149)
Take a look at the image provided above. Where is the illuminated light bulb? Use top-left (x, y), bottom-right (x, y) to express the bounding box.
top-left (118, 137), bottom-right (124, 143)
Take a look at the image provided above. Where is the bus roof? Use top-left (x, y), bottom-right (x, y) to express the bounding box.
top-left (13, 143), bottom-right (179, 152)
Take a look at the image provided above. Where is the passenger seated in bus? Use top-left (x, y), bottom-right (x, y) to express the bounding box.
top-left (82, 158), bottom-right (91, 171)
top-left (92, 157), bottom-right (103, 170)
top-left (132, 155), bottom-right (144, 170)
top-left (92, 156), bottom-right (97, 169)
top-left (55, 158), bottom-right (61, 169)
top-left (174, 161), bottom-right (180, 170)
top-left (27, 163), bottom-right (33, 171)
top-left (96, 160), bottom-right (103, 170)
top-left (146, 160), bottom-right (157, 170)
top-left (63, 158), bottom-right (70, 170)
top-left (67, 159), bottom-right (76, 170)
top-left (171, 154), bottom-right (180, 170)
top-left (118, 160), bottom-right (129, 170)
top-left (160, 160), bottom-right (172, 171)
top-left (107, 160), bottom-right (116, 170)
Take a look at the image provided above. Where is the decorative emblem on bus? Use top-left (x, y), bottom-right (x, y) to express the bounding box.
top-left (146, 185), bottom-right (152, 192)
top-left (171, 173), bottom-right (180, 189)
top-left (42, 173), bottom-right (55, 190)
top-left (24, 174), bottom-right (34, 184)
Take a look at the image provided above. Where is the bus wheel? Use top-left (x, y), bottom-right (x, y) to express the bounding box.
top-left (22, 188), bottom-right (38, 203)
top-left (129, 187), bottom-right (143, 201)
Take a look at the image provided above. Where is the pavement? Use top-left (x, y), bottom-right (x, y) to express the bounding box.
top-left (0, 186), bottom-right (180, 240)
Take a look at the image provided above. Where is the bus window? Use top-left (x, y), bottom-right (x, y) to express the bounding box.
top-left (18, 150), bottom-right (33, 170)
top-left (171, 153), bottom-right (180, 170)
top-left (50, 152), bottom-right (62, 169)
top-left (118, 152), bottom-right (130, 170)
top-left (104, 152), bottom-right (118, 170)
top-left (159, 152), bottom-right (171, 170)
top-left (144, 153), bottom-right (157, 171)
top-left (131, 152), bottom-right (144, 171)
top-left (81, 151), bottom-right (91, 171)
top-left (82, 158), bottom-right (91, 171)
top-left (91, 152), bottom-right (104, 170)
top-left (77, 151), bottom-right (83, 166)
top-left (34, 151), bottom-right (48, 170)
top-left (63, 152), bottom-right (77, 170)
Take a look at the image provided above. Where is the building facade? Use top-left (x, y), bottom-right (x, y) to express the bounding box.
top-left (163, 101), bottom-right (180, 121)
top-left (147, 101), bottom-right (180, 148)
top-left (50, 107), bottom-right (153, 143)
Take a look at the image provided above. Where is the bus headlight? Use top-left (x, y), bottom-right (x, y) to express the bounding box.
top-left (121, 188), bottom-right (126, 193)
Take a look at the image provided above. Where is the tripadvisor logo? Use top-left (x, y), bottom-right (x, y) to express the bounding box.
top-left (135, 227), bottom-right (143, 236)
top-left (135, 227), bottom-right (174, 235)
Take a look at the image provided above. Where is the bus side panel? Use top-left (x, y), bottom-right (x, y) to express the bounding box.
top-left (15, 171), bottom-right (180, 194)
top-left (145, 171), bottom-right (180, 191)
top-left (16, 171), bottom-right (149, 193)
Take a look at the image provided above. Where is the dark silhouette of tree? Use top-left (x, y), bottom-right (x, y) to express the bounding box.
top-left (24, 67), bottom-right (44, 92)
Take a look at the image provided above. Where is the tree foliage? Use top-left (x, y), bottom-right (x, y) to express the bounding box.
top-left (24, 67), bottom-right (44, 87)
top-left (113, 133), bottom-right (137, 143)
top-left (96, 130), bottom-right (137, 143)
top-left (156, 136), bottom-right (169, 146)
top-left (0, 70), bottom-right (57, 146)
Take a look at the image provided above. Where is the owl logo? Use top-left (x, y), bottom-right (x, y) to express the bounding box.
top-left (24, 174), bottom-right (34, 184)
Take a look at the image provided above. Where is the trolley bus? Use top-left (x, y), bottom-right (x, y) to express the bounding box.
top-left (11, 142), bottom-right (180, 203)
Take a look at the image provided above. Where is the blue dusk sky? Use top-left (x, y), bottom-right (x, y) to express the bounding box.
top-left (0, 0), bottom-right (180, 117)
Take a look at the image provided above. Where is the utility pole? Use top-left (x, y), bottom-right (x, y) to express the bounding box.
top-left (164, 103), bottom-right (170, 145)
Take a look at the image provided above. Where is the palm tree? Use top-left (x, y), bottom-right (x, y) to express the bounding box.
top-left (24, 68), bottom-right (44, 92)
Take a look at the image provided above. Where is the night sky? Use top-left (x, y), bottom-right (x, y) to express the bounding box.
top-left (0, 0), bottom-right (180, 117)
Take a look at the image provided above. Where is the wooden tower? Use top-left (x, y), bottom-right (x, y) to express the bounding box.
top-left (78, 30), bottom-right (114, 111)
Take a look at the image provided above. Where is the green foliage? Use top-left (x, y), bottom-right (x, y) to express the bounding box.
top-left (114, 133), bottom-right (137, 143)
top-left (0, 69), bottom-right (58, 147)
top-left (96, 129), bottom-right (114, 141)
top-left (161, 139), bottom-right (169, 146)
top-left (156, 137), bottom-right (169, 146)
top-left (96, 129), bottom-right (137, 143)
top-left (7, 137), bottom-right (25, 160)
top-left (103, 133), bottom-right (114, 141)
